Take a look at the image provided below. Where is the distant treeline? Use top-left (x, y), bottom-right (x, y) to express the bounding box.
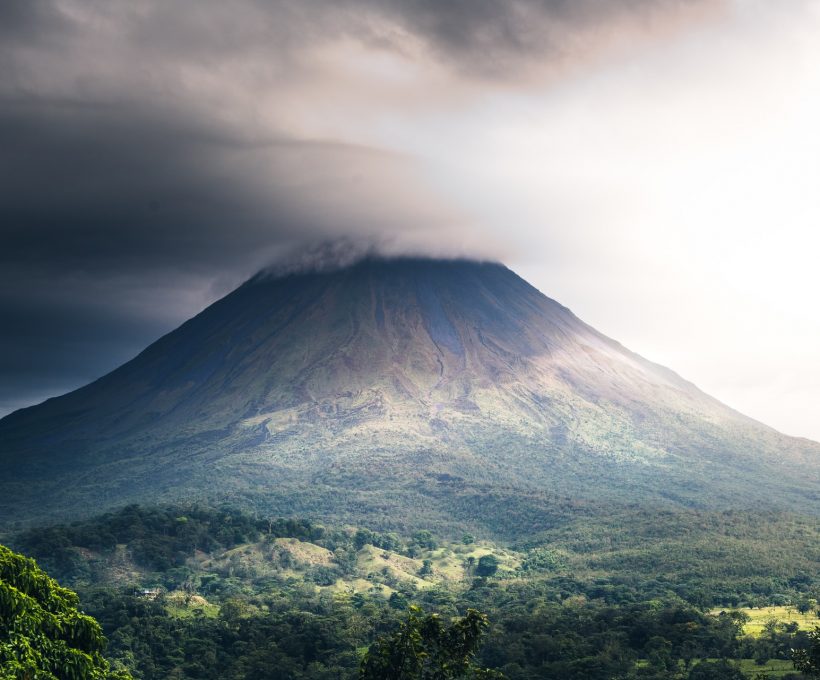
top-left (14, 502), bottom-right (820, 609)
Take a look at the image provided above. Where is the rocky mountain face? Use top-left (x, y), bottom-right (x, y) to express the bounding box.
top-left (1, 257), bottom-right (818, 529)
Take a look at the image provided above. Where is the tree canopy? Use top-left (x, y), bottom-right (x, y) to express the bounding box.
top-left (360, 606), bottom-right (502, 679)
top-left (793, 626), bottom-right (820, 677)
top-left (0, 544), bottom-right (129, 680)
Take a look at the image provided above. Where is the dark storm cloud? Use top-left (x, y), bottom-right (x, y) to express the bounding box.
top-left (2, 101), bottom-right (295, 272)
top-left (0, 0), bottom-right (63, 41)
top-left (361, 0), bottom-right (718, 74)
top-left (0, 97), bottom-right (459, 271)
top-left (0, 94), bottom-right (451, 414)
top-left (0, 0), bottom-right (720, 416)
top-left (146, 0), bottom-right (721, 74)
top-left (0, 1), bottom-right (721, 84)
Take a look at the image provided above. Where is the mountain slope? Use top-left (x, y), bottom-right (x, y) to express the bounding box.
top-left (1, 257), bottom-right (818, 529)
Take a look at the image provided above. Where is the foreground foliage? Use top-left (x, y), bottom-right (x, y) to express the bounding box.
top-left (0, 544), bottom-right (129, 680)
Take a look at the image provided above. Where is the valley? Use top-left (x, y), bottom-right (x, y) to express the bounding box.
top-left (4, 503), bottom-right (819, 679)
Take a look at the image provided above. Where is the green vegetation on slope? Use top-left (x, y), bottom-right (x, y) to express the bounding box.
top-left (11, 503), bottom-right (820, 611)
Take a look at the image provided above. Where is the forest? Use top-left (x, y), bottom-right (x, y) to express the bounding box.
top-left (2, 504), bottom-right (820, 679)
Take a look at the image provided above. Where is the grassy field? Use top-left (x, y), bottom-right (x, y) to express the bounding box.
top-left (636, 658), bottom-right (797, 678)
top-left (743, 606), bottom-right (820, 636)
top-left (164, 591), bottom-right (220, 619)
top-left (736, 658), bottom-right (797, 677)
top-left (710, 606), bottom-right (820, 637)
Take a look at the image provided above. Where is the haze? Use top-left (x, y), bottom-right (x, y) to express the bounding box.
top-left (1, 0), bottom-right (818, 441)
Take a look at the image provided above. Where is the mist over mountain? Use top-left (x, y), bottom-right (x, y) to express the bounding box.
top-left (1, 257), bottom-right (817, 531)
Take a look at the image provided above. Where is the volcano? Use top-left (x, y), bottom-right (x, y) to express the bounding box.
top-left (1, 257), bottom-right (818, 529)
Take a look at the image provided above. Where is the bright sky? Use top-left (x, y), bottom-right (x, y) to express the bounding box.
top-left (469, 3), bottom-right (820, 441)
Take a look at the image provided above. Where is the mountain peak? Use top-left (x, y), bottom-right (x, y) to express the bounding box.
top-left (1, 258), bottom-right (818, 528)
top-left (248, 252), bottom-right (509, 285)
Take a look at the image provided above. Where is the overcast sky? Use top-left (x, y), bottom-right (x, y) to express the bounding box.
top-left (2, 0), bottom-right (819, 441)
